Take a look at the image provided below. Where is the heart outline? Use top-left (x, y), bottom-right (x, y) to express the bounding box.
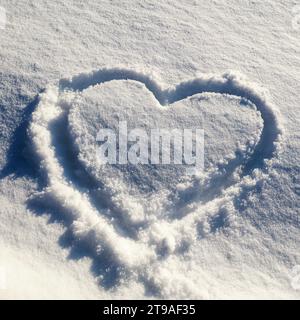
top-left (29, 67), bottom-right (283, 269)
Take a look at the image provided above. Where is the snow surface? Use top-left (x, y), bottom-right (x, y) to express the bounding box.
top-left (0, 0), bottom-right (300, 299)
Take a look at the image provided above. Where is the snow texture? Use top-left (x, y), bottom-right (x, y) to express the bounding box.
top-left (0, 0), bottom-right (299, 299)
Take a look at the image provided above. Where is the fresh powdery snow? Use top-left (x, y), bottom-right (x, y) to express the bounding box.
top-left (0, 0), bottom-right (300, 299)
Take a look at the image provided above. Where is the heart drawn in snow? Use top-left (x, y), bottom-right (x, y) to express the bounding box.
top-left (29, 67), bottom-right (283, 268)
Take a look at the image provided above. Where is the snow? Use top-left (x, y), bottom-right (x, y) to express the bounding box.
top-left (0, 0), bottom-right (300, 299)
